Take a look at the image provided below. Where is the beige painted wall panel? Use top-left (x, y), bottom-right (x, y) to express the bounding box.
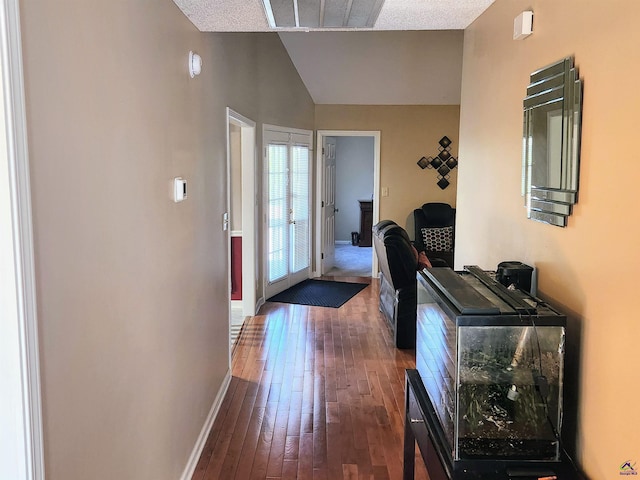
top-left (458, 1), bottom-right (640, 477)
top-left (316, 105), bottom-right (460, 235)
top-left (215, 31), bottom-right (315, 293)
top-left (279, 31), bottom-right (464, 105)
top-left (20, 2), bottom-right (313, 479)
top-left (255, 34), bottom-right (316, 130)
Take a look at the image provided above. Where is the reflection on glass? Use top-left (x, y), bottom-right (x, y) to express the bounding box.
top-left (530, 104), bottom-right (562, 189)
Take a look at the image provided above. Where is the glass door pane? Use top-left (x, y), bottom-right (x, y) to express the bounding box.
top-left (267, 144), bottom-right (288, 283)
top-left (290, 145), bottom-right (310, 274)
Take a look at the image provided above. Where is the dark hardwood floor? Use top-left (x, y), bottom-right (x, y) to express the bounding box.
top-left (192, 277), bottom-right (428, 480)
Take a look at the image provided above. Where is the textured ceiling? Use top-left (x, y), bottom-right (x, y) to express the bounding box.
top-left (172, 0), bottom-right (496, 31)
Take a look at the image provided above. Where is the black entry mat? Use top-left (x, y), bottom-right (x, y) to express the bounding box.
top-left (267, 279), bottom-right (369, 308)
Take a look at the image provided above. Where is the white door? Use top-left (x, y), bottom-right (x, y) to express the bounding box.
top-left (322, 137), bottom-right (337, 273)
top-left (264, 127), bottom-right (312, 298)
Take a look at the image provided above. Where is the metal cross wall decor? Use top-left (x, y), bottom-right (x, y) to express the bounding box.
top-left (417, 136), bottom-right (458, 190)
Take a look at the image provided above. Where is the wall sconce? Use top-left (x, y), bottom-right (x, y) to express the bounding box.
top-left (417, 136), bottom-right (458, 190)
top-left (189, 51), bottom-right (202, 78)
top-left (514, 11), bottom-right (533, 40)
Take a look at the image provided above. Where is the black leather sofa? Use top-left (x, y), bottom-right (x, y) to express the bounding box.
top-left (372, 221), bottom-right (419, 349)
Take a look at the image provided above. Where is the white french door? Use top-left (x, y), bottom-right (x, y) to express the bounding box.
top-left (321, 136), bottom-right (337, 273)
top-left (264, 126), bottom-right (312, 298)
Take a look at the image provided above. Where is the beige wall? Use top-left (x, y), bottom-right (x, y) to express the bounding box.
top-left (458, 1), bottom-right (640, 477)
top-left (279, 31), bottom-right (464, 105)
top-left (217, 32), bottom-right (315, 292)
top-left (19, 1), bottom-right (313, 479)
top-left (315, 105), bottom-right (460, 234)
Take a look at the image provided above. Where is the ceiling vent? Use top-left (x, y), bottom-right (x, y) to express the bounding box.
top-left (262, 0), bottom-right (385, 29)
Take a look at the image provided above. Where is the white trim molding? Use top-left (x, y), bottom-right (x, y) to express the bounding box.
top-left (179, 370), bottom-right (232, 480)
top-left (0, 1), bottom-right (44, 479)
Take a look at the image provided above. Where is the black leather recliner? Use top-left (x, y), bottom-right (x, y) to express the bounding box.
top-left (413, 202), bottom-right (456, 268)
top-left (372, 221), bottom-right (418, 349)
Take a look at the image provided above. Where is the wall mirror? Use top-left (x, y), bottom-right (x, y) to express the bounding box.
top-left (522, 57), bottom-right (583, 227)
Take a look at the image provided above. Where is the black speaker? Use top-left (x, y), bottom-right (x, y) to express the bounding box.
top-left (496, 261), bottom-right (534, 293)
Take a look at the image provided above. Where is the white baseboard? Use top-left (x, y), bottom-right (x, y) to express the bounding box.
top-left (335, 240), bottom-right (351, 245)
top-left (180, 370), bottom-right (232, 480)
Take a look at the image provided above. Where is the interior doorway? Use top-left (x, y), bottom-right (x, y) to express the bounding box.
top-left (226, 109), bottom-right (257, 351)
top-left (315, 131), bottom-right (380, 278)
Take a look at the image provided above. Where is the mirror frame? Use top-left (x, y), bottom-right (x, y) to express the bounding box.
top-left (522, 57), bottom-right (583, 227)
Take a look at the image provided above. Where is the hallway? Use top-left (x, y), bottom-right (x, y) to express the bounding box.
top-left (192, 278), bottom-right (428, 480)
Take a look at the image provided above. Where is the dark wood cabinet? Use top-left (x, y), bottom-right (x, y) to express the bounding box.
top-left (358, 200), bottom-right (373, 247)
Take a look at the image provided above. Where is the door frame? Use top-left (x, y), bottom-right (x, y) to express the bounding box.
top-left (314, 131), bottom-right (381, 277)
top-left (226, 108), bottom-right (257, 321)
top-left (0, 0), bottom-right (45, 478)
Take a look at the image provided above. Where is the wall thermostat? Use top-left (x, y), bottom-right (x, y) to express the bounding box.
top-left (173, 177), bottom-right (187, 202)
